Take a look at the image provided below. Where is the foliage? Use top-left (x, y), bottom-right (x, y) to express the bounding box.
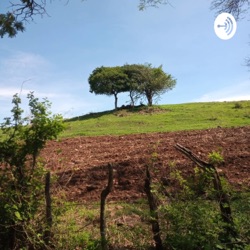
top-left (52, 203), bottom-right (101, 250)
top-left (0, 12), bottom-right (24, 38)
top-left (234, 102), bottom-right (243, 109)
top-left (88, 66), bottom-right (129, 109)
top-left (49, 191), bottom-right (250, 250)
top-left (89, 63), bottom-right (176, 108)
top-left (125, 63), bottom-right (176, 106)
top-left (168, 200), bottom-right (246, 248)
top-left (0, 92), bottom-right (64, 249)
top-left (211, 0), bottom-right (250, 20)
top-left (208, 151), bottom-right (224, 165)
top-left (162, 200), bottom-right (224, 249)
top-left (0, 0), bottom-right (46, 38)
top-left (52, 200), bottom-right (152, 250)
top-left (138, 0), bottom-right (168, 10)
top-left (122, 64), bottom-right (145, 106)
top-left (232, 191), bottom-right (250, 246)
top-left (122, 63), bottom-right (176, 106)
top-left (158, 161), bottom-right (248, 249)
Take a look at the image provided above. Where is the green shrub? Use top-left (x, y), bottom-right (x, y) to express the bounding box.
top-left (232, 192), bottom-right (250, 246)
top-left (233, 102), bottom-right (243, 109)
top-left (208, 151), bottom-right (224, 165)
top-left (0, 92), bottom-right (64, 249)
top-left (162, 200), bottom-right (223, 249)
top-left (159, 159), bottom-right (249, 249)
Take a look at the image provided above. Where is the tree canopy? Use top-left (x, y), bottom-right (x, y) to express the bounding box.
top-left (88, 64), bottom-right (176, 109)
top-left (0, 0), bottom-right (47, 38)
top-left (88, 66), bottom-right (129, 110)
top-left (122, 63), bottom-right (176, 106)
top-left (211, 0), bottom-right (250, 20)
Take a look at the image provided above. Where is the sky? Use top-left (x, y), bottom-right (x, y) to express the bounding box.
top-left (0, 0), bottom-right (249, 121)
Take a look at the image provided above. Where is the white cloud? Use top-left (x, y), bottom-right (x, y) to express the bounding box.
top-left (0, 87), bottom-right (28, 98)
top-left (0, 52), bottom-right (65, 120)
top-left (195, 80), bottom-right (250, 102)
top-left (0, 51), bottom-right (52, 90)
top-left (1, 51), bottom-right (50, 75)
top-left (0, 51), bottom-right (115, 121)
top-left (0, 87), bottom-right (58, 99)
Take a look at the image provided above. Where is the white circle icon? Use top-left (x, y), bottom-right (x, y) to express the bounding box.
top-left (214, 13), bottom-right (237, 40)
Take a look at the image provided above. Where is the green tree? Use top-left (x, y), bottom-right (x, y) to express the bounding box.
top-left (0, 12), bottom-right (25, 38)
top-left (0, 92), bottom-right (64, 249)
top-left (123, 63), bottom-right (176, 106)
top-left (122, 64), bottom-right (144, 107)
top-left (88, 66), bottom-right (129, 110)
top-left (0, 0), bottom-right (47, 38)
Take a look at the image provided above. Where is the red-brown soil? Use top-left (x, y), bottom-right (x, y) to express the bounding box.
top-left (42, 126), bottom-right (250, 202)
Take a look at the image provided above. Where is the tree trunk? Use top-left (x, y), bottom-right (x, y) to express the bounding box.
top-left (129, 91), bottom-right (135, 107)
top-left (100, 164), bottom-right (113, 250)
top-left (144, 165), bottom-right (163, 250)
top-left (146, 91), bottom-right (153, 106)
top-left (114, 93), bottom-right (118, 110)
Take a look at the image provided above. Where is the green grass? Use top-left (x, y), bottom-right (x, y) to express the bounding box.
top-left (61, 101), bottom-right (250, 137)
top-left (52, 200), bottom-right (153, 249)
top-left (51, 192), bottom-right (250, 250)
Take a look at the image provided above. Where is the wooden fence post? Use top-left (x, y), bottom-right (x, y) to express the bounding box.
top-left (144, 165), bottom-right (163, 250)
top-left (44, 171), bottom-right (52, 246)
top-left (100, 164), bottom-right (113, 250)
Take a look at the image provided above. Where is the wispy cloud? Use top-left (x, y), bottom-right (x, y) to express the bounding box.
top-left (195, 80), bottom-right (250, 102)
top-left (1, 51), bottom-right (50, 76)
top-left (0, 51), bottom-right (107, 121)
top-left (0, 87), bottom-right (58, 99)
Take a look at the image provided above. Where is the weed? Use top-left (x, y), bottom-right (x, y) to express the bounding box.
top-left (244, 112), bottom-right (250, 119)
top-left (233, 102), bottom-right (243, 109)
top-left (208, 116), bottom-right (218, 121)
top-left (208, 151), bottom-right (224, 165)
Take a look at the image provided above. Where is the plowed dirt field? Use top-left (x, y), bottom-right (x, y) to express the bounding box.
top-left (42, 126), bottom-right (250, 202)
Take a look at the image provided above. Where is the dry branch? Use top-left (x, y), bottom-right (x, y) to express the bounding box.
top-left (174, 143), bottom-right (238, 244)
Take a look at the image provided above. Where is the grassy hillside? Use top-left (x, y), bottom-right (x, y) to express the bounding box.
top-left (62, 101), bottom-right (250, 137)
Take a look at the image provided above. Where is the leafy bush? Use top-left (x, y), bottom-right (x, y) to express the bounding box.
top-left (158, 160), bottom-right (248, 249)
top-left (0, 92), bottom-right (64, 249)
top-left (162, 200), bottom-right (223, 249)
top-left (231, 192), bottom-right (250, 246)
top-left (233, 102), bottom-right (243, 109)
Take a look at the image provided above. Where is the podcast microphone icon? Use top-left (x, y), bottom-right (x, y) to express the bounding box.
top-left (217, 16), bottom-right (234, 35)
top-left (214, 13), bottom-right (237, 40)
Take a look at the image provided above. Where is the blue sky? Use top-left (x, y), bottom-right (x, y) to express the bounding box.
top-left (0, 0), bottom-right (249, 121)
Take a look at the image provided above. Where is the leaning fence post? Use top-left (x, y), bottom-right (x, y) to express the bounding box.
top-left (100, 164), bottom-right (113, 250)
